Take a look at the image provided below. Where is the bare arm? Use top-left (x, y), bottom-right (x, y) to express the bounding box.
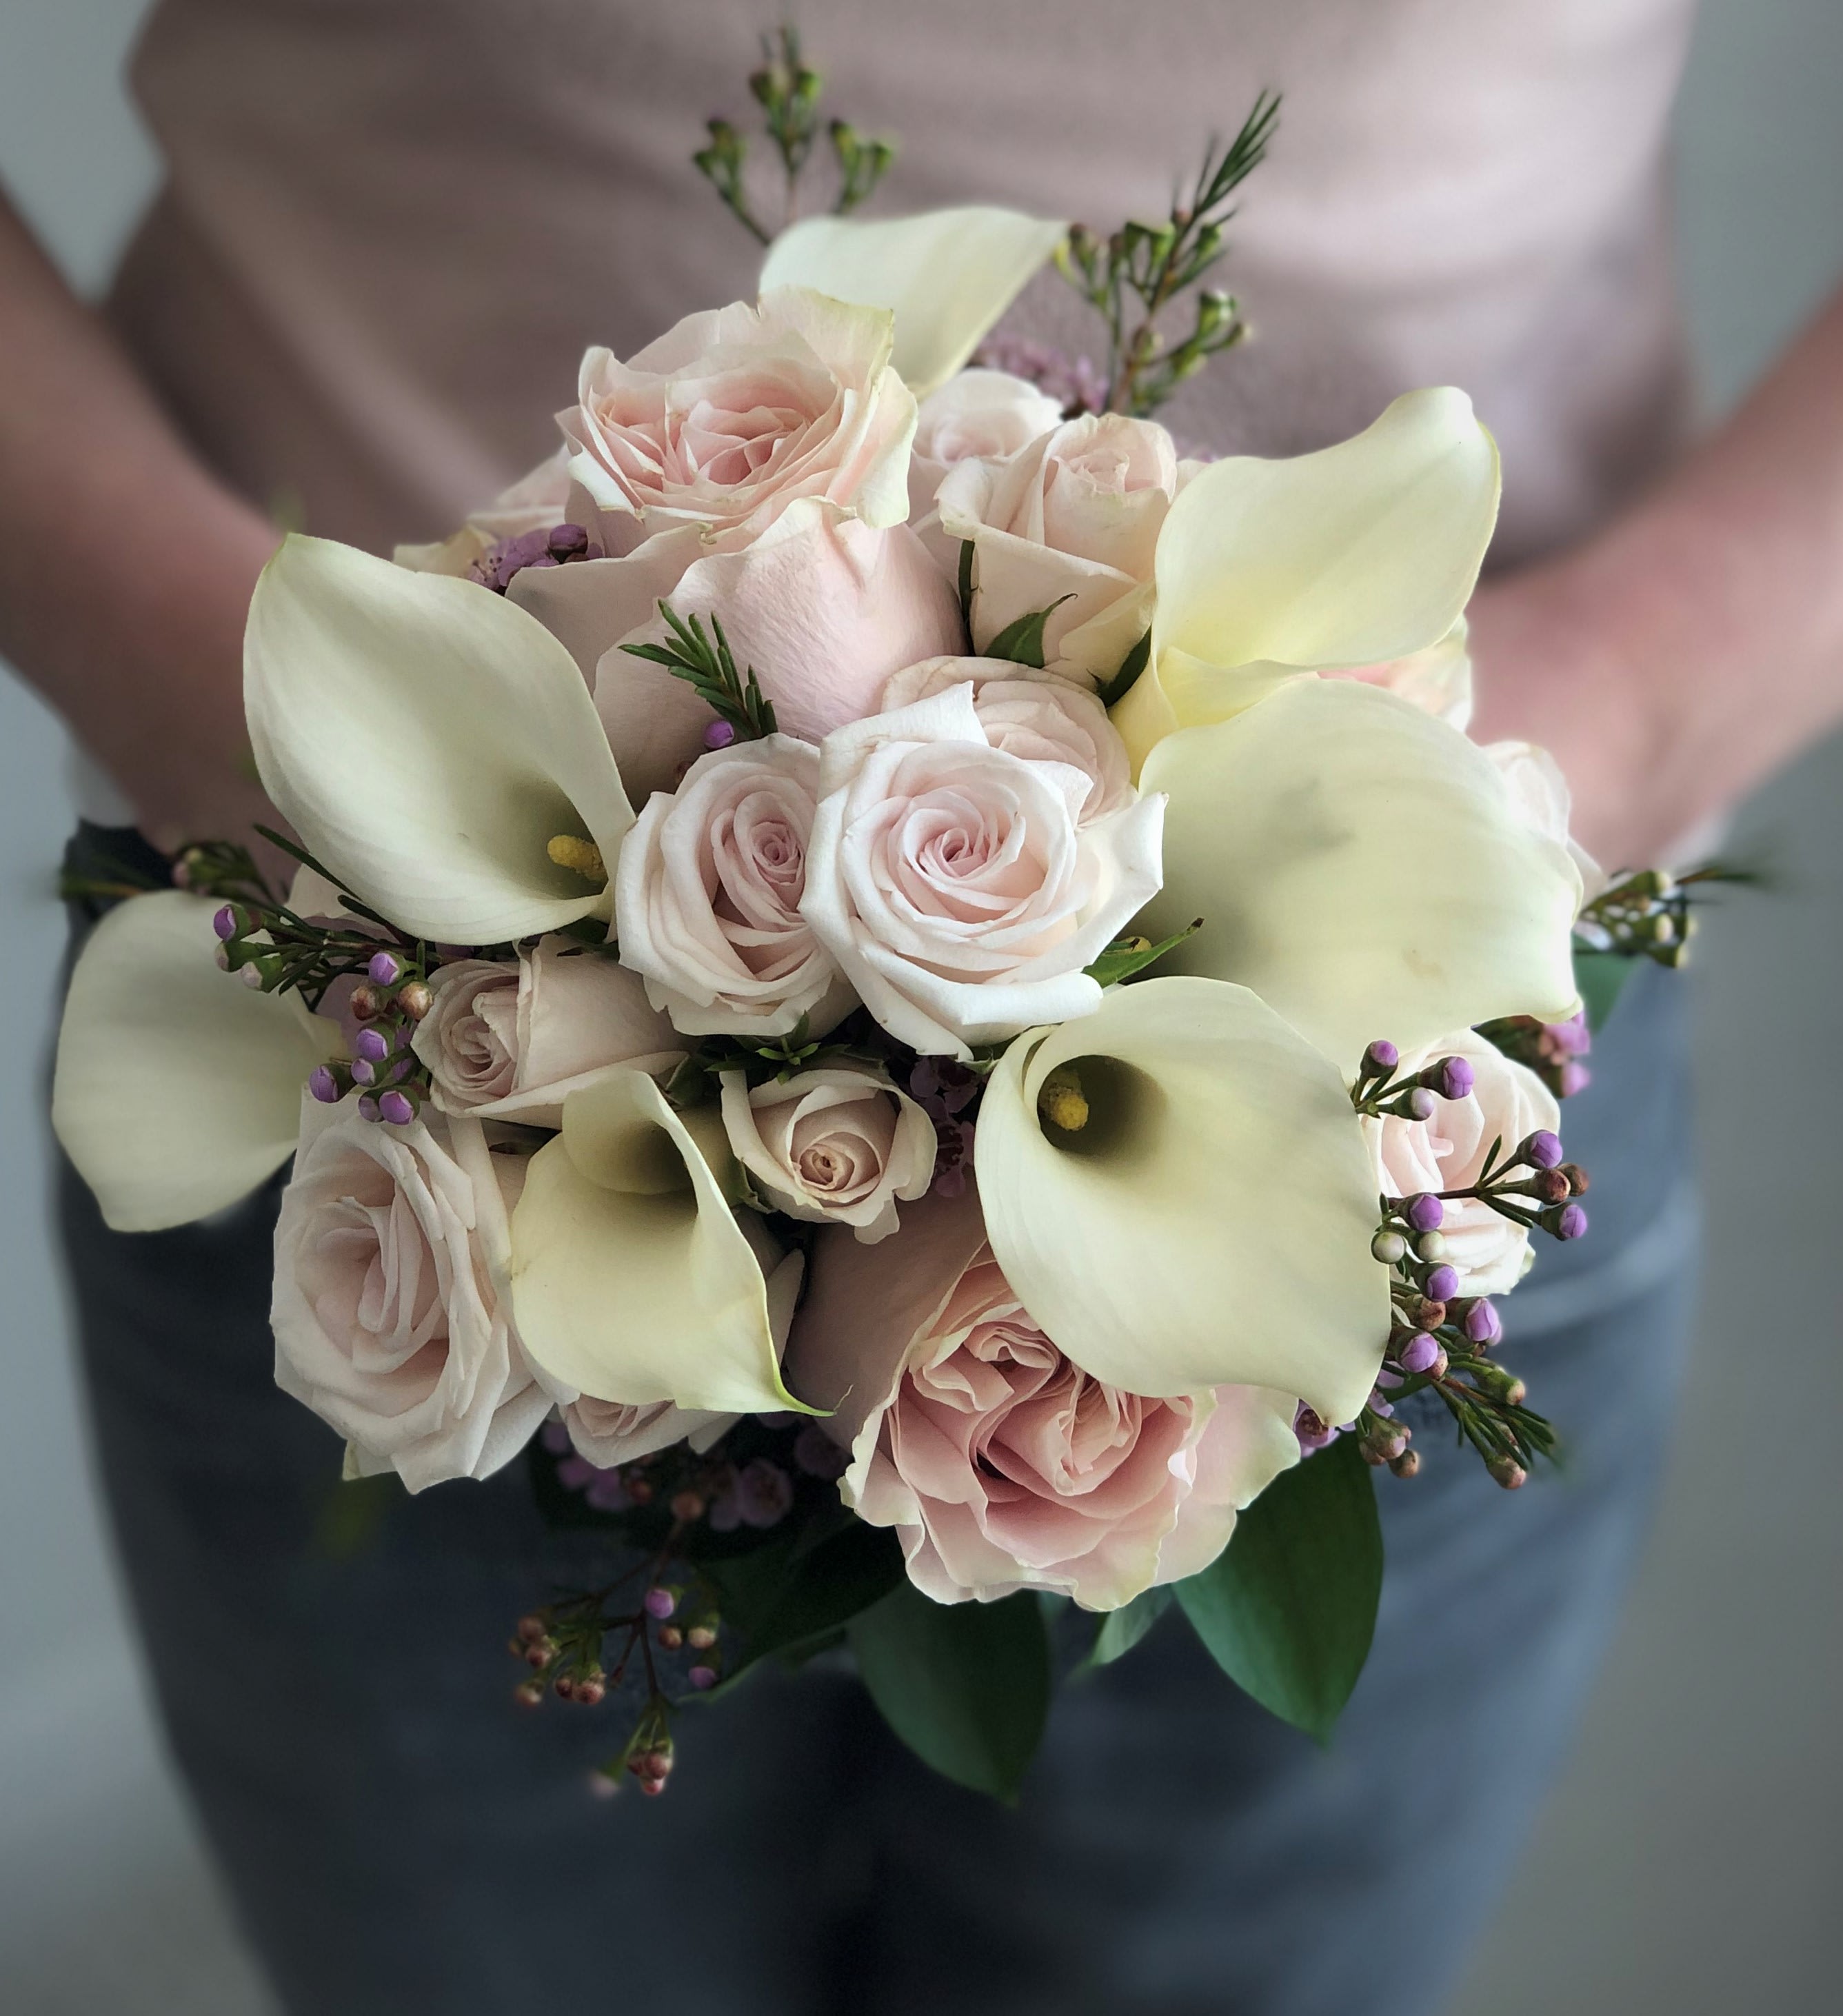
top-left (1469, 284), bottom-right (1843, 869)
top-left (0, 188), bottom-right (279, 854)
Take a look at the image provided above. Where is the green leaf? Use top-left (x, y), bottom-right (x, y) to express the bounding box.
top-left (1085, 1586), bottom-right (1171, 1669)
top-left (1096, 629), bottom-right (1151, 708)
top-left (956, 538), bottom-right (975, 632)
top-left (983, 596), bottom-right (1075, 669)
top-left (1174, 1433), bottom-right (1381, 1744)
top-left (1572, 946), bottom-right (1639, 1032)
top-left (1083, 918), bottom-right (1202, 987)
top-left (705, 1517), bottom-right (907, 1685)
top-left (848, 1582), bottom-right (1051, 1800)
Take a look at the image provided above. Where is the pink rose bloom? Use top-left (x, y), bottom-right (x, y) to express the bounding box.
top-left (1364, 1029), bottom-right (1562, 1295)
top-left (1483, 737), bottom-right (1609, 903)
top-left (614, 735), bottom-right (852, 1037)
top-left (878, 656), bottom-right (1134, 823)
top-left (410, 938), bottom-right (679, 1127)
top-left (905, 367), bottom-right (1063, 567)
top-left (787, 1188), bottom-right (1300, 1610)
top-left (1329, 618), bottom-right (1476, 730)
top-left (936, 412), bottom-right (1192, 683)
top-left (558, 1395), bottom-right (732, 1469)
top-left (272, 1102), bottom-right (549, 1491)
top-left (800, 683), bottom-right (1165, 1056)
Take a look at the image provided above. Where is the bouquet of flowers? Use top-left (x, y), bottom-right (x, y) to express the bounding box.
top-left (52, 42), bottom-right (1700, 1800)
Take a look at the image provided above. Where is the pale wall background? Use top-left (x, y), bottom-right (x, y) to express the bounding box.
top-left (1, 2), bottom-right (1840, 2009)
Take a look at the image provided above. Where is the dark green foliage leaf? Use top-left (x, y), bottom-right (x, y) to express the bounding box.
top-left (1175, 1434), bottom-right (1381, 1744)
top-left (849, 1582), bottom-right (1051, 1800)
top-left (1085, 1586), bottom-right (1171, 1669)
top-left (1096, 629), bottom-right (1151, 707)
top-left (1573, 947), bottom-right (1640, 1032)
top-left (956, 538), bottom-right (975, 631)
top-left (310, 1471), bottom-right (401, 1560)
top-left (1084, 918), bottom-right (1202, 988)
top-left (703, 1517), bottom-right (907, 1683)
top-left (983, 596), bottom-right (1075, 669)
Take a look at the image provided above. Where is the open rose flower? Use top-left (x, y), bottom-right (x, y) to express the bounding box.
top-left (1485, 738), bottom-right (1609, 905)
top-left (615, 734), bottom-right (852, 1036)
top-left (412, 938), bottom-right (678, 1127)
top-left (906, 368), bottom-right (1063, 564)
top-left (272, 1101), bottom-right (549, 1491)
top-left (1364, 1029), bottom-right (1562, 1295)
top-left (800, 683), bottom-right (1165, 1057)
top-left (878, 656), bottom-right (1133, 823)
top-left (787, 1189), bottom-right (1300, 1609)
top-left (937, 412), bottom-right (1191, 683)
top-left (720, 1067), bottom-right (937, 1242)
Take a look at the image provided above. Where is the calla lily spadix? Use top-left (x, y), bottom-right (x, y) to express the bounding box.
top-left (507, 1066), bottom-right (809, 1415)
top-left (974, 976), bottom-right (1389, 1427)
top-left (1138, 678), bottom-right (1583, 1066)
top-left (245, 535), bottom-right (635, 945)
top-left (52, 891), bottom-right (340, 1232)
top-left (761, 206), bottom-right (1069, 398)
top-left (1111, 387), bottom-right (1501, 772)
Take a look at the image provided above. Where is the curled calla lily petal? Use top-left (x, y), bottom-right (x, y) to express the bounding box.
top-left (245, 534), bottom-right (634, 943)
top-left (761, 208), bottom-right (1068, 396)
top-left (974, 976), bottom-right (1388, 1424)
top-left (507, 1067), bottom-right (806, 1415)
top-left (1138, 678), bottom-right (1583, 1065)
top-left (52, 892), bottom-right (339, 1231)
top-left (1113, 388), bottom-right (1500, 769)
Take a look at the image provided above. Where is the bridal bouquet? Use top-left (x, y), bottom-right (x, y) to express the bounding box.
top-left (51, 47), bottom-right (1696, 1800)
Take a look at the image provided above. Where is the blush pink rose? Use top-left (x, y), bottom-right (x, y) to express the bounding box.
top-left (272, 1101), bottom-right (550, 1491)
top-left (787, 1188), bottom-right (1300, 1610)
top-left (906, 368), bottom-right (1064, 567)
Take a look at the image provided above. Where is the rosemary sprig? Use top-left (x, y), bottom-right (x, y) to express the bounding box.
top-left (623, 605), bottom-right (778, 740)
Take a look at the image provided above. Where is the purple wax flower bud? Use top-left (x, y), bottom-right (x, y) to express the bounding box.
top-left (355, 1027), bottom-right (390, 1064)
top-left (1464, 1299), bottom-right (1503, 1345)
top-left (308, 1065), bottom-right (341, 1105)
top-left (1431, 1055), bottom-right (1474, 1100)
top-left (1524, 1130), bottom-right (1564, 1169)
top-left (1404, 1087), bottom-right (1436, 1121)
top-left (1399, 1332), bottom-right (1441, 1375)
top-left (703, 717), bottom-right (738, 752)
top-left (214, 945), bottom-right (232, 971)
top-left (687, 1665), bottom-right (718, 1692)
top-left (547, 522), bottom-right (590, 557)
top-left (1560, 1062), bottom-right (1592, 1098)
top-left (1424, 1264), bottom-right (1460, 1303)
top-left (1556, 1202), bottom-right (1589, 1241)
top-left (212, 904), bottom-right (239, 942)
top-left (1404, 1193), bottom-right (1444, 1233)
top-left (237, 962), bottom-right (264, 989)
top-left (643, 1586), bottom-right (676, 1622)
top-left (357, 1094), bottom-right (381, 1122)
top-left (1368, 1395), bottom-right (1395, 1419)
top-left (351, 1058), bottom-right (377, 1087)
top-left (378, 1089), bottom-right (416, 1126)
top-left (1364, 1038), bottom-right (1399, 1073)
top-left (367, 950), bottom-right (403, 987)
top-left (1549, 1012), bottom-right (1591, 1057)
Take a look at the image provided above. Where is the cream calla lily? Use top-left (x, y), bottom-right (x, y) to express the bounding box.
top-left (245, 534), bottom-right (634, 944)
top-left (1111, 387), bottom-right (1500, 769)
top-left (52, 892), bottom-right (339, 1232)
top-left (761, 207), bottom-right (1068, 396)
top-left (507, 1067), bottom-right (807, 1415)
top-left (1138, 679), bottom-right (1583, 1065)
top-left (974, 976), bottom-right (1389, 1425)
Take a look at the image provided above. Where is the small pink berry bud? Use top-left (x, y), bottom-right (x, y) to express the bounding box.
top-left (367, 950), bottom-right (403, 987)
top-left (643, 1586), bottom-right (676, 1622)
top-left (687, 1664), bottom-right (718, 1691)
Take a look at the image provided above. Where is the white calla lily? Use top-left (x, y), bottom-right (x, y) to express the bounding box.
top-left (52, 892), bottom-right (339, 1231)
top-left (245, 534), bottom-right (634, 944)
top-left (507, 1067), bottom-right (807, 1415)
top-left (974, 976), bottom-right (1388, 1425)
top-left (761, 207), bottom-right (1068, 396)
top-left (1138, 679), bottom-right (1583, 1066)
top-left (1112, 387), bottom-right (1500, 769)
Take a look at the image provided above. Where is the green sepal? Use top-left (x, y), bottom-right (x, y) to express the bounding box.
top-left (1097, 629), bottom-right (1151, 707)
top-left (1174, 1433), bottom-right (1381, 1745)
top-left (983, 596), bottom-right (1075, 669)
top-left (1084, 1586), bottom-right (1171, 1669)
top-left (848, 1581), bottom-right (1051, 1802)
top-left (1083, 918), bottom-right (1202, 988)
top-left (1572, 946), bottom-right (1639, 1032)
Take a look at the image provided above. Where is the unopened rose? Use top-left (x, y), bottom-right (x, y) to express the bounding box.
top-left (907, 368), bottom-right (1063, 563)
top-left (272, 1102), bottom-right (549, 1491)
top-left (878, 656), bottom-right (1133, 823)
top-left (787, 1189), bottom-right (1300, 1609)
top-left (800, 684), bottom-right (1165, 1056)
top-left (411, 939), bottom-right (679, 1128)
top-left (1365, 1028), bottom-right (1562, 1295)
top-left (720, 1067), bottom-right (936, 1242)
top-left (615, 734), bottom-right (851, 1036)
top-left (937, 412), bottom-right (1189, 683)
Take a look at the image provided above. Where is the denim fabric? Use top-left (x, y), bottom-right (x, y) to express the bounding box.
top-left (54, 856), bottom-right (1697, 2016)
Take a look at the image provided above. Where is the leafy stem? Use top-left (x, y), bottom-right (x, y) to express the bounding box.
top-left (624, 605), bottom-right (778, 740)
